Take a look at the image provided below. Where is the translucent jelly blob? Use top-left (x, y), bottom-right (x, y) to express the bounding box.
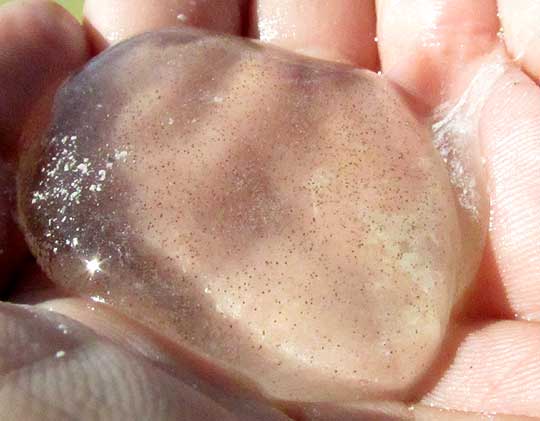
top-left (18, 28), bottom-right (485, 402)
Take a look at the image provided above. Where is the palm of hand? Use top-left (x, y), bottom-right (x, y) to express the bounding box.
top-left (1, 1), bottom-right (539, 420)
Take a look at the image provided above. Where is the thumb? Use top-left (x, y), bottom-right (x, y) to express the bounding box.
top-left (0, 0), bottom-right (89, 291)
top-left (0, 298), bottom-right (290, 420)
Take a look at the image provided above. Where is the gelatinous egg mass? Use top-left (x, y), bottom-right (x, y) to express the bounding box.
top-left (18, 28), bottom-right (483, 402)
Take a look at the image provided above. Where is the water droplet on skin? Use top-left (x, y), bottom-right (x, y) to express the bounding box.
top-left (18, 28), bottom-right (486, 402)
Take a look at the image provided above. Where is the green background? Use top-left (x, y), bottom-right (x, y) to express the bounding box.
top-left (0, 0), bottom-right (84, 20)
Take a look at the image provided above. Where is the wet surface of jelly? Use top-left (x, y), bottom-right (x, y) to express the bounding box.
top-left (18, 28), bottom-right (485, 402)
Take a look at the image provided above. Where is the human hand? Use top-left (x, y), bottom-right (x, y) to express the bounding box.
top-left (1, 1), bottom-right (540, 420)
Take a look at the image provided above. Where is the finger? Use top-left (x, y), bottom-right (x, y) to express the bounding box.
top-left (498, 0), bottom-right (540, 81)
top-left (422, 320), bottom-right (540, 418)
top-left (0, 0), bottom-right (89, 291)
top-left (249, 0), bottom-right (379, 68)
top-left (0, 301), bottom-right (289, 420)
top-left (376, 0), bottom-right (500, 110)
top-left (0, 0), bottom-right (89, 157)
top-left (84, 0), bottom-right (246, 53)
top-left (473, 66), bottom-right (540, 320)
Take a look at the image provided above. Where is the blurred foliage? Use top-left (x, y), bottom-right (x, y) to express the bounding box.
top-left (0, 0), bottom-right (84, 20)
top-left (55, 0), bottom-right (84, 19)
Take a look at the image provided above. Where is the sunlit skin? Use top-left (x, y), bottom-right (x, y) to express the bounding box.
top-left (1, 1), bottom-right (540, 420)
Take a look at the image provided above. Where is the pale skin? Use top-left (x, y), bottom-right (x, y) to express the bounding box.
top-left (1, 0), bottom-right (540, 420)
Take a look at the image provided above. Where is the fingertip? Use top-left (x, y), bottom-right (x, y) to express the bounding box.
top-left (0, 0), bottom-right (90, 154)
top-left (498, 0), bottom-right (540, 82)
top-left (250, 0), bottom-right (379, 69)
top-left (84, 0), bottom-right (244, 54)
top-left (0, 0), bottom-right (88, 61)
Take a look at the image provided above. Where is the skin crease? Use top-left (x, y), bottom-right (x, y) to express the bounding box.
top-left (1, 0), bottom-right (540, 420)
